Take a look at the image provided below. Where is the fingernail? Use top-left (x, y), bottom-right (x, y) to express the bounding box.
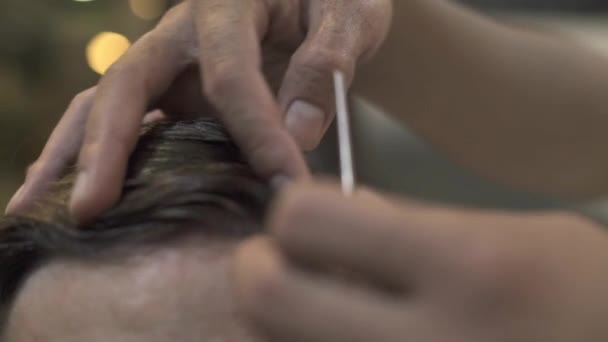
top-left (5, 185), bottom-right (25, 214)
top-left (271, 175), bottom-right (292, 191)
top-left (285, 101), bottom-right (325, 151)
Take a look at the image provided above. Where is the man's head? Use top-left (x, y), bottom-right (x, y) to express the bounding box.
top-left (0, 119), bottom-right (270, 341)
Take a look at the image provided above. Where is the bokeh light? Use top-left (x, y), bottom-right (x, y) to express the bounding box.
top-left (86, 32), bottom-right (131, 75)
top-left (129, 0), bottom-right (166, 20)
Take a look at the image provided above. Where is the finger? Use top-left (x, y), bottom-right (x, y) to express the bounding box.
top-left (268, 182), bottom-right (444, 289)
top-left (70, 7), bottom-right (194, 223)
top-left (278, 1), bottom-right (392, 151)
top-left (5, 88), bottom-right (96, 215)
top-left (194, 0), bottom-right (309, 180)
top-left (234, 237), bottom-right (410, 342)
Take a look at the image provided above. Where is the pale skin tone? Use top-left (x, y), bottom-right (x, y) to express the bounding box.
top-left (7, 0), bottom-right (608, 220)
top-left (5, 234), bottom-right (264, 342)
top-left (6, 0), bottom-right (608, 340)
top-left (9, 188), bottom-right (608, 342)
top-left (4, 0), bottom-right (392, 221)
top-left (354, 0), bottom-right (608, 199)
top-left (234, 182), bottom-right (608, 342)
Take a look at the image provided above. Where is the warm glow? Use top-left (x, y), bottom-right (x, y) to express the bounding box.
top-left (129, 0), bottom-right (166, 20)
top-left (86, 32), bottom-right (131, 75)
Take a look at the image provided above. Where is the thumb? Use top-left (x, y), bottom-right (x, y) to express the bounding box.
top-left (278, 17), bottom-right (361, 150)
top-left (277, 0), bottom-right (391, 151)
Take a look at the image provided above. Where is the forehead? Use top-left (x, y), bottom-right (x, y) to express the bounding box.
top-left (4, 234), bottom-right (260, 342)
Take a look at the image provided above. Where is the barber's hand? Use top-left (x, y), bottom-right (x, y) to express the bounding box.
top-left (5, 0), bottom-right (392, 221)
top-left (234, 183), bottom-right (608, 341)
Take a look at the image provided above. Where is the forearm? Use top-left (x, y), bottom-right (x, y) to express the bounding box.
top-left (354, 0), bottom-right (608, 199)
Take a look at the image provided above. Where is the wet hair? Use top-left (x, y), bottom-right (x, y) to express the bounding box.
top-left (0, 119), bottom-right (272, 334)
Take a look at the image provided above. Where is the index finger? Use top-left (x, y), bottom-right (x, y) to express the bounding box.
top-left (267, 182), bottom-right (452, 289)
top-left (194, 0), bottom-right (309, 180)
top-left (70, 10), bottom-right (194, 222)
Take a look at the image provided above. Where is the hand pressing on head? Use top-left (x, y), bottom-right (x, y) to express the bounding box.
top-left (234, 182), bottom-right (608, 342)
top-left (5, 0), bottom-right (392, 222)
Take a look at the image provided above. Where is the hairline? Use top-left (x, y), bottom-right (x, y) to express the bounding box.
top-left (0, 119), bottom-right (270, 338)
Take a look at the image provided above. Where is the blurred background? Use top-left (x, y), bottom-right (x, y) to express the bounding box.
top-left (1, 0), bottom-right (608, 211)
top-left (0, 0), bottom-right (174, 209)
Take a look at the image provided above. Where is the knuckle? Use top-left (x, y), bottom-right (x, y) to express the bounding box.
top-left (102, 59), bottom-right (141, 82)
top-left (102, 61), bottom-right (127, 80)
top-left (150, 26), bottom-right (198, 61)
top-left (142, 27), bottom-right (178, 53)
top-left (287, 47), bottom-right (355, 109)
top-left (360, 0), bottom-right (393, 28)
top-left (24, 161), bottom-right (43, 181)
top-left (70, 88), bottom-right (96, 108)
top-left (159, 2), bottom-right (182, 20)
top-left (156, 3), bottom-right (194, 37)
top-left (99, 61), bottom-right (147, 96)
top-left (295, 47), bottom-right (354, 77)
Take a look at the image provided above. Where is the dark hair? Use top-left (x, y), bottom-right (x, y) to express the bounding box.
top-left (0, 119), bottom-right (272, 334)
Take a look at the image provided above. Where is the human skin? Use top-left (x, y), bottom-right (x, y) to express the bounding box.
top-left (354, 0), bottom-right (608, 198)
top-left (5, 234), bottom-right (263, 342)
top-left (234, 182), bottom-right (608, 342)
top-left (4, 0), bottom-right (392, 222)
top-left (10, 0), bottom-right (608, 224)
top-left (10, 183), bottom-right (608, 342)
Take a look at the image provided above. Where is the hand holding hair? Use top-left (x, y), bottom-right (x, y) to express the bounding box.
top-left (5, 0), bottom-right (392, 222)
